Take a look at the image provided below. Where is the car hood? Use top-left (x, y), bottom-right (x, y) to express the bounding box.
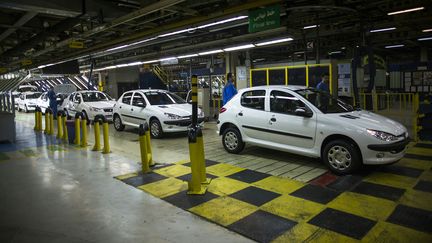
top-left (327, 110), bottom-right (406, 136)
top-left (86, 101), bottom-right (115, 108)
top-left (26, 98), bottom-right (39, 103)
top-left (154, 103), bottom-right (199, 117)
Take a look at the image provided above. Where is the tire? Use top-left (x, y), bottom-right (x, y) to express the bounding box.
top-left (322, 139), bottom-right (361, 175)
top-left (113, 114), bottom-right (125, 131)
top-left (149, 118), bottom-right (163, 138)
top-left (222, 127), bottom-right (245, 154)
top-left (25, 105), bottom-right (28, 113)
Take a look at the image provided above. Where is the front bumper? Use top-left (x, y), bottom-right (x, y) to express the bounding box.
top-left (367, 138), bottom-right (410, 153)
top-left (362, 138), bottom-right (409, 165)
top-left (163, 117), bottom-right (205, 126)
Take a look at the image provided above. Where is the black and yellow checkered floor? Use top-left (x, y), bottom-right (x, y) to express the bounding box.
top-left (116, 143), bottom-right (432, 242)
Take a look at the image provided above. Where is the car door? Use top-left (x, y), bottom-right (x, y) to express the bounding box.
top-left (116, 92), bottom-right (133, 124)
top-left (235, 89), bottom-right (269, 140)
top-left (130, 92), bottom-right (148, 126)
top-left (69, 93), bottom-right (81, 116)
top-left (266, 90), bottom-right (317, 149)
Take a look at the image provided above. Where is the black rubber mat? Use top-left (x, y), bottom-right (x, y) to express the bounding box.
top-left (290, 184), bottom-right (340, 204)
top-left (326, 175), bottom-right (363, 192)
top-left (351, 181), bottom-right (405, 201)
top-left (228, 210), bottom-right (297, 243)
top-left (404, 153), bottom-right (432, 161)
top-left (377, 165), bottom-right (423, 178)
top-left (229, 186), bottom-right (281, 206)
top-left (413, 180), bottom-right (432, 193)
top-left (227, 169), bottom-right (271, 184)
top-left (176, 173), bottom-right (217, 182)
top-left (162, 191), bottom-right (218, 210)
top-left (414, 143), bottom-right (432, 149)
top-left (122, 173), bottom-right (167, 187)
top-left (182, 159), bottom-right (220, 167)
top-left (387, 204), bottom-right (432, 233)
top-left (308, 208), bottom-right (376, 240)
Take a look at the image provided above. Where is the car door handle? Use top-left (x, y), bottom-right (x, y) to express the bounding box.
top-left (238, 112), bottom-right (243, 116)
top-left (270, 117), bottom-right (276, 122)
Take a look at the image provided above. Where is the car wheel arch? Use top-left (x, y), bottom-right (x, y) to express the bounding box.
top-left (321, 134), bottom-right (363, 163)
top-left (219, 122), bottom-right (239, 135)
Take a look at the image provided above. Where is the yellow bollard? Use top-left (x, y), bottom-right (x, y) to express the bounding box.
top-left (44, 112), bottom-right (50, 134)
top-left (102, 121), bottom-right (110, 154)
top-left (38, 111), bottom-right (43, 131)
top-left (49, 112), bottom-right (54, 135)
top-left (187, 126), bottom-right (207, 195)
top-left (196, 127), bottom-right (210, 184)
top-left (92, 120), bottom-right (101, 151)
top-left (34, 110), bottom-right (39, 130)
top-left (62, 113), bottom-right (68, 143)
top-left (80, 118), bottom-right (87, 147)
top-left (74, 116), bottom-right (81, 146)
top-left (145, 128), bottom-right (153, 166)
top-left (56, 113), bottom-right (63, 139)
top-left (139, 123), bottom-right (152, 173)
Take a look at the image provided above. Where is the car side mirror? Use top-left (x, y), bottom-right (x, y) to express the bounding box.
top-left (295, 108), bottom-right (313, 118)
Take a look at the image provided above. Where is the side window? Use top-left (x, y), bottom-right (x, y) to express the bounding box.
top-left (122, 92), bottom-right (132, 104)
top-left (240, 90), bottom-right (266, 110)
top-left (132, 93), bottom-right (146, 107)
top-left (270, 90), bottom-right (306, 115)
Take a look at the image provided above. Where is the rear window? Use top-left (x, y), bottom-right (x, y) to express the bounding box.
top-left (240, 90), bottom-right (266, 110)
top-left (26, 93), bottom-right (42, 99)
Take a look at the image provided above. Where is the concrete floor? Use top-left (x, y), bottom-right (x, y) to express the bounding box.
top-left (1, 113), bottom-right (253, 243)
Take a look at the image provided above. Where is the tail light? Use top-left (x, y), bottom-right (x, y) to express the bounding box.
top-left (220, 107), bottom-right (227, 113)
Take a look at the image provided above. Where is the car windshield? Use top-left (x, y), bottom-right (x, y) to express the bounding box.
top-left (81, 92), bottom-right (109, 102)
top-left (145, 91), bottom-right (186, 105)
top-left (296, 89), bottom-right (354, 113)
top-left (19, 87), bottom-right (37, 92)
top-left (26, 93), bottom-right (42, 99)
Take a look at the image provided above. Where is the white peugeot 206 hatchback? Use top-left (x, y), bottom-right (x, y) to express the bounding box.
top-left (217, 85), bottom-right (409, 174)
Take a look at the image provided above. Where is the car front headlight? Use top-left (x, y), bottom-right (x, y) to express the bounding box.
top-left (89, 107), bottom-right (102, 112)
top-left (367, 129), bottom-right (398, 142)
top-left (164, 112), bottom-right (182, 119)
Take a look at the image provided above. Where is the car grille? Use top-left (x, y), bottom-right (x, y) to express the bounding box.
top-left (104, 109), bottom-right (113, 112)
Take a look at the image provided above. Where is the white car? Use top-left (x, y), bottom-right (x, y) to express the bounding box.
top-left (17, 92), bottom-right (42, 112)
top-left (36, 92), bottom-right (70, 114)
top-left (62, 91), bottom-right (115, 121)
top-left (113, 89), bottom-right (204, 138)
top-left (217, 85), bottom-right (409, 174)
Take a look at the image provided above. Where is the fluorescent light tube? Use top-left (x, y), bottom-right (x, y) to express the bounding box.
top-left (198, 49), bottom-right (223, 55)
top-left (126, 61), bottom-right (143, 66)
top-left (329, 51), bottom-right (342, 54)
top-left (142, 60), bottom-right (159, 64)
top-left (159, 57), bottom-right (176, 61)
top-left (303, 25), bottom-right (318, 29)
top-left (75, 77), bottom-right (88, 89)
top-left (418, 37), bottom-right (432, 41)
top-left (223, 44), bottom-right (255, 51)
top-left (255, 38), bottom-right (293, 46)
top-left (197, 16), bottom-right (248, 29)
top-left (422, 29), bottom-right (432, 33)
top-left (385, 44), bottom-right (404, 48)
top-left (370, 27), bottom-right (396, 33)
top-left (56, 78), bottom-right (64, 84)
top-left (158, 28), bottom-right (196, 38)
top-left (177, 54), bottom-right (198, 59)
top-left (388, 7), bottom-right (424, 15)
top-left (106, 45), bottom-right (130, 52)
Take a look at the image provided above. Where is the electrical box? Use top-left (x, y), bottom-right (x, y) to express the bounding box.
top-left (198, 88), bottom-right (210, 120)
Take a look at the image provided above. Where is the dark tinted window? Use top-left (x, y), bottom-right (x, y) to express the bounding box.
top-left (270, 90), bottom-right (306, 115)
top-left (296, 89), bottom-right (354, 114)
top-left (81, 92), bottom-right (109, 102)
top-left (122, 92), bottom-right (132, 104)
top-left (132, 93), bottom-right (146, 107)
top-left (240, 90), bottom-right (266, 110)
top-left (144, 91), bottom-right (186, 105)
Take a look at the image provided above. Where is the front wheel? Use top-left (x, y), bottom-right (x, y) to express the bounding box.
top-left (150, 119), bottom-right (163, 138)
top-left (322, 139), bottom-right (361, 175)
top-left (222, 127), bottom-right (245, 154)
top-left (113, 115), bottom-right (125, 131)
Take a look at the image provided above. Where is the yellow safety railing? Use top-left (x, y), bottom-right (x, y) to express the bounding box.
top-left (357, 92), bottom-right (414, 112)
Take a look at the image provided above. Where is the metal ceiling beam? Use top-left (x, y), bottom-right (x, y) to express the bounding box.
top-left (0, 1), bottom-right (81, 18)
top-left (0, 11), bottom-right (37, 42)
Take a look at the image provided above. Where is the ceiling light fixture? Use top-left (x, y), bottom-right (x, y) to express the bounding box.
top-left (142, 60), bottom-right (159, 64)
top-left (385, 44), bottom-right (404, 48)
top-left (67, 77), bottom-right (81, 90)
top-left (255, 38), bottom-right (293, 46)
top-left (56, 78), bottom-right (64, 84)
top-left (177, 54), bottom-right (198, 59)
top-left (370, 27), bottom-right (396, 33)
top-left (329, 51), bottom-right (342, 54)
top-left (303, 25), bottom-right (318, 29)
top-left (387, 7), bottom-right (424, 15)
top-left (422, 29), bottom-right (432, 33)
top-left (418, 36), bottom-right (432, 41)
top-left (159, 57), bottom-right (177, 62)
top-left (223, 44), bottom-right (255, 52)
top-left (197, 16), bottom-right (248, 29)
top-left (75, 77), bottom-right (88, 89)
top-left (198, 49), bottom-right (223, 56)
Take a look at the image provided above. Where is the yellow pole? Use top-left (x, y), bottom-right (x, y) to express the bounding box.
top-left (49, 113), bottom-right (54, 135)
top-left (373, 93), bottom-right (378, 112)
top-left (145, 129), bottom-right (153, 165)
top-left (34, 111), bottom-right (39, 130)
top-left (56, 114), bottom-right (63, 139)
top-left (62, 114), bottom-right (68, 143)
top-left (139, 124), bottom-right (151, 173)
top-left (92, 121), bottom-right (101, 151)
top-left (362, 94), bottom-right (366, 110)
top-left (44, 112), bottom-right (50, 134)
top-left (37, 111), bottom-right (43, 131)
top-left (102, 121), bottom-right (110, 154)
top-left (74, 117), bottom-right (81, 146)
top-left (196, 128), bottom-right (209, 184)
top-left (187, 131), bottom-right (205, 194)
top-left (80, 118), bottom-right (87, 148)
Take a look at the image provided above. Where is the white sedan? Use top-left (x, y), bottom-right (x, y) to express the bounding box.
top-left (17, 92), bottom-right (42, 112)
top-left (113, 89), bottom-right (204, 138)
top-left (62, 91), bottom-right (115, 121)
top-left (36, 92), bottom-right (70, 114)
top-left (217, 85), bottom-right (409, 174)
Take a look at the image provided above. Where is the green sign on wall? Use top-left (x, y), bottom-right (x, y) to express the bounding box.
top-left (249, 5), bottom-right (280, 33)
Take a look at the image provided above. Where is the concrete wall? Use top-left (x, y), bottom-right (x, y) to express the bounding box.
top-left (106, 67), bottom-right (139, 99)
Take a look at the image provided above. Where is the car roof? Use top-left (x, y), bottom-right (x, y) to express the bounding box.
top-left (75, 90), bottom-right (103, 93)
top-left (127, 89), bottom-right (169, 93)
top-left (241, 85), bottom-right (309, 91)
